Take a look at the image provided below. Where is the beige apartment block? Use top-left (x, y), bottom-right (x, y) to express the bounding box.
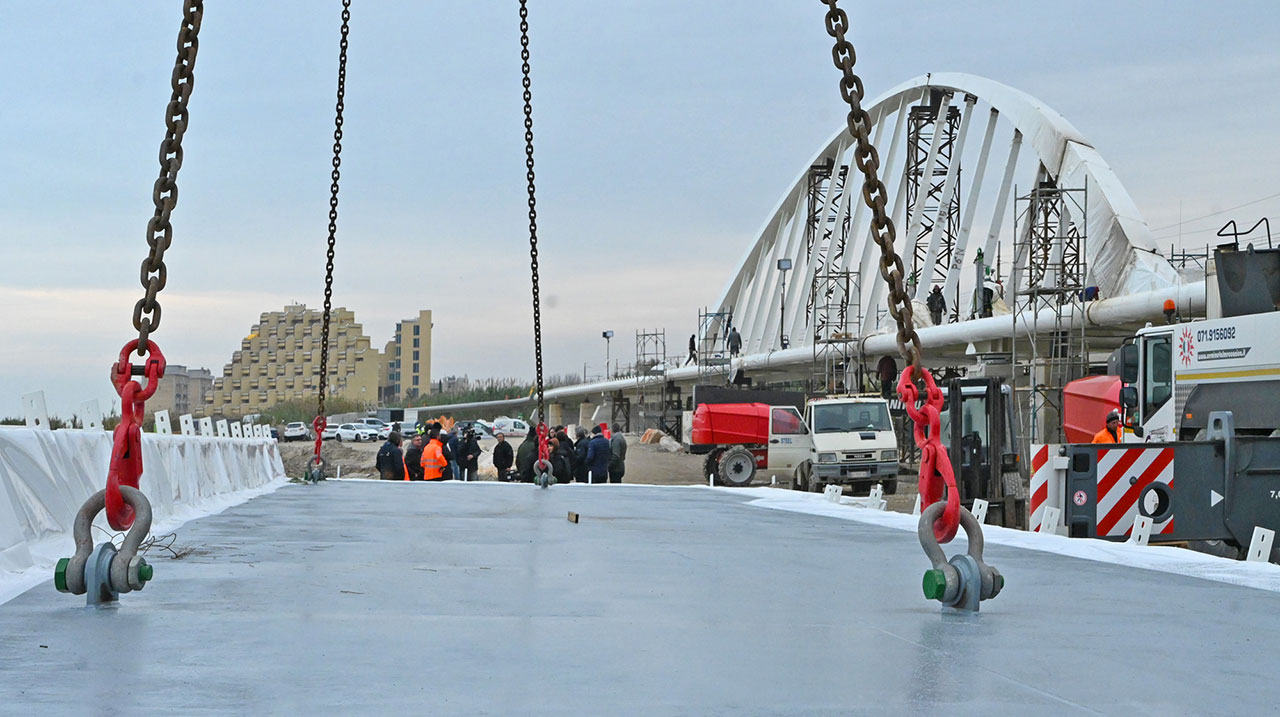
top-left (205, 303), bottom-right (380, 416)
top-left (148, 364), bottom-right (213, 418)
top-left (385, 310), bottom-right (433, 401)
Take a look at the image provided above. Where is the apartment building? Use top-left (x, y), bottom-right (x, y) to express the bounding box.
top-left (384, 310), bottom-right (433, 401)
top-left (148, 364), bottom-right (213, 417)
top-left (205, 303), bottom-right (380, 416)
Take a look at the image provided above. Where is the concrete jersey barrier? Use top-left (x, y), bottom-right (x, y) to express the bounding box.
top-left (0, 427), bottom-right (285, 574)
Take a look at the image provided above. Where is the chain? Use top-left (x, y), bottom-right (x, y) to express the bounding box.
top-left (819, 0), bottom-right (922, 381)
top-left (132, 1), bottom-right (203, 355)
top-left (519, 0), bottom-right (546, 427)
top-left (820, 1), bottom-right (962, 544)
top-left (317, 0), bottom-right (351, 424)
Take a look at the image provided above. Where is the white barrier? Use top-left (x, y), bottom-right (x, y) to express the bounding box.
top-left (0, 427), bottom-right (285, 583)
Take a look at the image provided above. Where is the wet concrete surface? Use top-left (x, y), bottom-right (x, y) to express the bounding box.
top-left (1, 481), bottom-right (1276, 714)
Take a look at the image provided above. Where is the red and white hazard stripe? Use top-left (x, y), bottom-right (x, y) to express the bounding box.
top-left (1095, 446), bottom-right (1175, 537)
top-left (1028, 444), bottom-right (1052, 532)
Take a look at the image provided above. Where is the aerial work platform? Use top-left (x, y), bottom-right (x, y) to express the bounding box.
top-left (3, 482), bottom-right (1277, 713)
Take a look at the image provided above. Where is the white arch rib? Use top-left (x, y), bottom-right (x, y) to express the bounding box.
top-left (712, 72), bottom-right (1180, 351)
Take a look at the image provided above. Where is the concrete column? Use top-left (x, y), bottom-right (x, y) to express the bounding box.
top-left (577, 400), bottom-right (595, 429)
top-left (548, 403), bottom-right (565, 426)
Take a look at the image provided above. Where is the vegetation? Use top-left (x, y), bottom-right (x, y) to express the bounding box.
top-left (1, 415), bottom-right (86, 429)
top-left (256, 397), bottom-right (366, 426)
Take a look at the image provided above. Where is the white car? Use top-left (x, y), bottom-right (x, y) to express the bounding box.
top-left (320, 423), bottom-right (340, 441)
top-left (358, 417), bottom-right (386, 430)
top-left (282, 422), bottom-right (312, 442)
top-left (492, 417), bottom-right (530, 437)
top-left (377, 422), bottom-right (412, 439)
top-left (336, 423), bottom-right (379, 442)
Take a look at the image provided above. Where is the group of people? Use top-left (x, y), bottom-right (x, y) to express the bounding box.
top-left (374, 421), bottom-right (628, 484)
top-left (510, 422), bottom-right (627, 484)
top-left (374, 422), bottom-right (483, 482)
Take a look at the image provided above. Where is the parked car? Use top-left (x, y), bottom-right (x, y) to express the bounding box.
top-left (377, 422), bottom-right (413, 440)
top-left (270, 427), bottom-right (280, 441)
top-left (282, 422), bottom-right (312, 442)
top-left (357, 417), bottom-right (386, 430)
top-left (320, 423), bottom-right (340, 441)
top-left (492, 417), bottom-right (530, 437)
top-left (336, 423), bottom-right (379, 442)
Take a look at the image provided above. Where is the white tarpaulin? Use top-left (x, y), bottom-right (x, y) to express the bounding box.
top-left (0, 427), bottom-right (285, 589)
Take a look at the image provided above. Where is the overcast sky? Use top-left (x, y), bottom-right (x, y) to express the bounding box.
top-left (3, 1), bottom-right (1279, 419)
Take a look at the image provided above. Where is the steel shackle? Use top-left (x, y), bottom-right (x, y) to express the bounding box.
top-left (917, 501), bottom-right (1003, 609)
top-left (55, 486), bottom-right (154, 596)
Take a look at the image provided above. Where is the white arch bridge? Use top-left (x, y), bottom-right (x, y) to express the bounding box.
top-left (421, 72), bottom-right (1203, 422)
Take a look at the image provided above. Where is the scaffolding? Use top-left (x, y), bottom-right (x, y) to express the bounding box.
top-left (634, 329), bottom-right (677, 433)
top-left (906, 90), bottom-right (963, 309)
top-left (803, 158), bottom-right (853, 326)
top-left (697, 307), bottom-right (734, 385)
top-left (1011, 175), bottom-right (1089, 445)
top-left (809, 270), bottom-right (862, 395)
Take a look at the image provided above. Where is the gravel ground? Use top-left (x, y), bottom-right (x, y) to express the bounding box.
top-left (278, 435), bottom-right (920, 513)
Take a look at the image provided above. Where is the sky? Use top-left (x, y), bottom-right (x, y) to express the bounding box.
top-left (3, 1), bottom-right (1279, 419)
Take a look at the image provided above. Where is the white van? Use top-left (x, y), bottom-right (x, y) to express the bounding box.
top-left (492, 417), bottom-right (530, 437)
top-left (795, 395), bottom-right (900, 494)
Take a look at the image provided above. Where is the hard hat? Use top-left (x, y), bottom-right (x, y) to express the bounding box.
top-left (1106, 410), bottom-right (1121, 422)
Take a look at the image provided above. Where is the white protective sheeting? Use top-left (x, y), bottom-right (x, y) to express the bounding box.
top-left (0, 427), bottom-right (285, 596)
top-left (726, 487), bottom-right (1280, 594)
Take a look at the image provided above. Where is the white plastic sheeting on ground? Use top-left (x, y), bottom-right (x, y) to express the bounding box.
top-left (725, 486), bottom-right (1280, 594)
top-left (0, 427), bottom-right (286, 603)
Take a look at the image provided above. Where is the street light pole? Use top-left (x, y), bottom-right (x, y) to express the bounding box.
top-left (777, 258), bottom-right (792, 349)
top-left (602, 330), bottom-right (614, 379)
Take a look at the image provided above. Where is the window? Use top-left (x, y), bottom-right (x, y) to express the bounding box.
top-left (413, 350), bottom-right (419, 361)
top-left (413, 325), bottom-right (420, 336)
top-left (412, 376), bottom-right (419, 386)
top-left (811, 403), bottom-right (890, 432)
top-left (1143, 334), bottom-right (1173, 419)
top-left (413, 338), bottom-right (419, 348)
top-left (771, 407), bottom-right (806, 435)
top-left (413, 363), bottom-right (419, 373)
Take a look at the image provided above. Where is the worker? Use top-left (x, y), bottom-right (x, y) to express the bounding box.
top-left (728, 327), bottom-right (743, 357)
top-left (685, 334), bottom-right (697, 365)
top-left (403, 433), bottom-right (425, 481)
top-left (420, 430), bottom-right (447, 480)
top-left (515, 431), bottom-right (539, 483)
top-left (927, 285), bottom-right (946, 325)
top-left (585, 425), bottom-right (611, 484)
top-left (608, 422), bottom-right (628, 483)
top-left (1092, 410), bottom-right (1122, 443)
top-left (876, 355), bottom-right (897, 400)
top-left (376, 433), bottom-right (404, 481)
top-left (492, 432), bottom-right (514, 481)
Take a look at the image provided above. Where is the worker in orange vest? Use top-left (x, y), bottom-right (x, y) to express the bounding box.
top-left (420, 430), bottom-right (447, 480)
top-left (1092, 410), bottom-right (1121, 444)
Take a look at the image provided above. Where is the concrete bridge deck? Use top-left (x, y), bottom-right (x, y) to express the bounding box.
top-left (1, 481), bottom-right (1275, 714)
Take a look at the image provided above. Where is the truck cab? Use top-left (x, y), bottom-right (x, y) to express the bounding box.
top-left (1118, 313), bottom-right (1280, 441)
top-left (794, 395), bottom-right (899, 494)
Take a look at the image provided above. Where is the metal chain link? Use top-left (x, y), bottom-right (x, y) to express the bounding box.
top-left (317, 0), bottom-right (351, 422)
top-left (519, 0), bottom-right (546, 426)
top-left (133, 1), bottom-right (203, 355)
top-left (819, 0), bottom-right (923, 381)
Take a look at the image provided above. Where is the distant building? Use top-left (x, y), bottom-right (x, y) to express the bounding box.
top-left (149, 364), bottom-right (212, 418)
top-left (384, 310), bottom-right (433, 402)
top-left (205, 303), bottom-right (380, 416)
